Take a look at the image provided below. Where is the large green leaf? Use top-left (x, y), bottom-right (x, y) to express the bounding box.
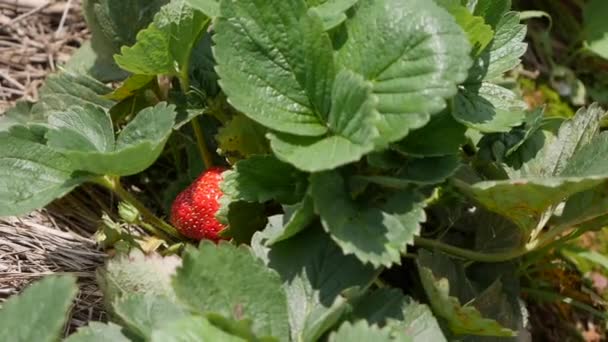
top-left (311, 171), bottom-right (426, 267)
top-left (150, 316), bottom-right (247, 342)
top-left (215, 0), bottom-right (335, 136)
top-left (65, 323), bottom-right (130, 342)
top-left (583, 0), bottom-right (608, 59)
top-left (350, 289), bottom-right (447, 342)
top-left (45, 103), bottom-right (176, 176)
top-left (336, 0), bottom-right (471, 145)
top-left (115, 0), bottom-right (210, 79)
top-left (113, 294), bottom-right (189, 339)
top-left (173, 242), bottom-right (290, 340)
top-left (455, 105), bottom-right (608, 232)
top-left (0, 131), bottom-right (84, 216)
top-left (253, 227), bottom-right (377, 341)
top-left (221, 155), bottom-right (307, 204)
top-left (329, 321), bottom-right (409, 342)
top-left (0, 276), bottom-right (77, 342)
top-left (268, 69), bottom-right (379, 172)
top-left (417, 251), bottom-right (515, 337)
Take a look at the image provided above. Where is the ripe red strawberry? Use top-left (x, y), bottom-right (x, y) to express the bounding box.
top-left (171, 167), bottom-right (227, 241)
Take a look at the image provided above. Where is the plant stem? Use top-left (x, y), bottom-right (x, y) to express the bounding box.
top-left (95, 176), bottom-right (183, 241)
top-left (191, 117), bottom-right (214, 169)
top-left (414, 237), bottom-right (532, 263)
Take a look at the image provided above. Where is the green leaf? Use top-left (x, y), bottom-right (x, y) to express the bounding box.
top-left (173, 242), bottom-right (290, 340)
top-left (311, 171), bottom-right (426, 267)
top-left (350, 289), bottom-right (447, 342)
top-left (329, 321), bottom-right (407, 342)
top-left (264, 197), bottom-right (316, 245)
top-left (453, 83), bottom-right (526, 133)
top-left (396, 111), bottom-right (467, 157)
top-left (31, 71), bottom-right (114, 117)
top-left (185, 0), bottom-right (219, 17)
top-left (65, 323), bottom-right (130, 342)
top-left (221, 155), bottom-right (308, 204)
top-left (115, 0), bottom-right (210, 78)
top-left (583, 0), bottom-right (608, 59)
top-left (253, 227), bottom-right (377, 341)
top-left (417, 251), bottom-right (515, 337)
top-left (0, 132), bottom-right (84, 216)
top-left (106, 74), bottom-right (156, 101)
top-left (472, 0), bottom-right (511, 29)
top-left (268, 69), bottom-right (379, 172)
top-left (356, 155), bottom-right (461, 188)
top-left (215, 113), bottom-right (270, 163)
top-left (215, 0), bottom-right (335, 136)
top-left (97, 250), bottom-right (181, 308)
top-left (46, 103), bottom-right (177, 176)
top-left (336, 0), bottom-right (471, 145)
top-left (83, 0), bottom-right (165, 82)
top-left (217, 199), bottom-right (268, 244)
top-left (113, 294), bottom-right (189, 339)
top-left (434, 0), bottom-right (494, 55)
top-left (308, 0), bottom-right (358, 31)
top-left (150, 316), bottom-right (247, 342)
top-left (0, 276), bottom-right (77, 342)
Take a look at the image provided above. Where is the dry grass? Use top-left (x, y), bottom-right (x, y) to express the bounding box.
top-left (0, 0), bottom-right (88, 112)
top-left (0, 0), bottom-right (103, 334)
top-left (0, 212), bottom-right (106, 334)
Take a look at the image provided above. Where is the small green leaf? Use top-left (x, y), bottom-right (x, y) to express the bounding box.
top-left (115, 0), bottom-right (210, 78)
top-left (65, 323), bottom-right (130, 342)
top-left (0, 132), bottom-right (84, 216)
top-left (215, 113), bottom-right (270, 163)
top-left (0, 276), bottom-right (77, 342)
top-left (253, 227), bottom-right (377, 342)
top-left (265, 197), bottom-right (316, 245)
top-left (329, 321), bottom-right (407, 342)
top-left (311, 171), bottom-right (426, 267)
top-left (472, 0), bottom-right (511, 29)
top-left (98, 250), bottom-right (181, 308)
top-left (150, 316), bottom-right (247, 342)
top-left (453, 83), bottom-right (526, 133)
top-left (185, 0), bottom-right (219, 17)
top-left (221, 155), bottom-right (308, 204)
top-left (113, 294), bottom-right (189, 339)
top-left (217, 199), bottom-right (268, 244)
top-left (583, 0), bottom-right (608, 59)
top-left (434, 0), bottom-right (494, 55)
top-left (336, 0), bottom-right (471, 145)
top-left (46, 103), bottom-right (177, 176)
top-left (417, 251), bottom-right (515, 337)
top-left (106, 74), bottom-right (156, 101)
top-left (174, 242), bottom-right (290, 340)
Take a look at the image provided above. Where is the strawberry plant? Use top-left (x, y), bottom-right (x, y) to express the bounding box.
top-left (1, 0), bottom-right (608, 340)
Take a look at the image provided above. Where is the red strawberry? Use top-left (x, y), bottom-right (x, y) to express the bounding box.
top-left (171, 167), bottom-right (227, 241)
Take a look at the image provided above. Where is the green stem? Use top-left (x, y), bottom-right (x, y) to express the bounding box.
top-left (414, 237), bottom-right (531, 263)
top-left (191, 117), bottom-right (214, 169)
top-left (95, 176), bottom-right (182, 241)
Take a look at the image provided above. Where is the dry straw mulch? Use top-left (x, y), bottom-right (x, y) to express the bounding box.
top-left (0, 0), bottom-right (104, 335)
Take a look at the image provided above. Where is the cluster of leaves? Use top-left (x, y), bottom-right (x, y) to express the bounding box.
top-left (2, 0), bottom-right (608, 340)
